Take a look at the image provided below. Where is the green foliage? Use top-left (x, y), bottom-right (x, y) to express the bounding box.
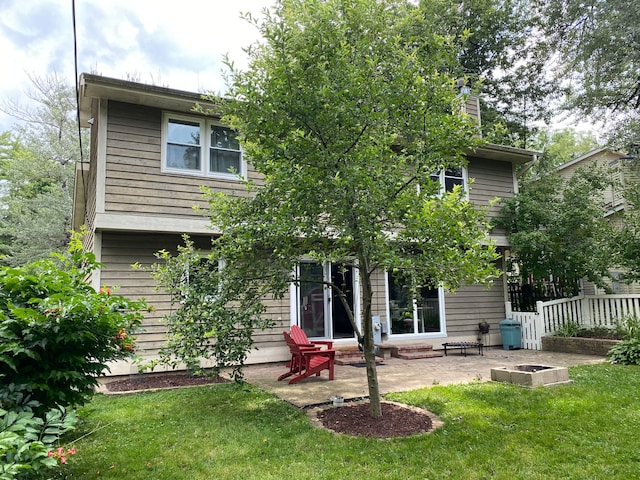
top-left (614, 314), bottom-right (640, 341)
top-left (527, 128), bottom-right (601, 177)
top-left (553, 321), bottom-right (581, 337)
top-left (149, 237), bottom-right (274, 380)
top-left (607, 339), bottom-right (640, 365)
top-left (0, 74), bottom-right (86, 266)
top-left (613, 159), bottom-right (640, 281)
top-left (417, 0), bottom-right (554, 147)
top-left (498, 165), bottom-right (616, 293)
top-left (191, 0), bottom-right (501, 417)
top-left (0, 405), bottom-right (77, 480)
top-left (0, 233), bottom-right (148, 412)
top-left (533, 0), bottom-right (640, 145)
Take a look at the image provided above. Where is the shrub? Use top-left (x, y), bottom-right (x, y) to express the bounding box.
top-left (554, 321), bottom-right (582, 337)
top-left (607, 338), bottom-right (640, 365)
top-left (614, 314), bottom-right (640, 340)
top-left (0, 233), bottom-right (149, 412)
top-left (0, 405), bottom-right (77, 480)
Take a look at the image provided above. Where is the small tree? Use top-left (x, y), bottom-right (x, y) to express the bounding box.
top-left (149, 237), bottom-right (274, 380)
top-left (152, 0), bottom-right (499, 418)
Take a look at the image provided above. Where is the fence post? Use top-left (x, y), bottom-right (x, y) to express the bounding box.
top-left (581, 296), bottom-right (590, 328)
top-left (536, 300), bottom-right (546, 337)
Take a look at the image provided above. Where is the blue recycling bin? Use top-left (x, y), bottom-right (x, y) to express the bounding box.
top-left (499, 318), bottom-right (521, 350)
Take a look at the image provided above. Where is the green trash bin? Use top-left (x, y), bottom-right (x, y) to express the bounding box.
top-left (499, 318), bottom-right (521, 350)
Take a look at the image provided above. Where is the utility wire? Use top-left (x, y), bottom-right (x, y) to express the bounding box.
top-left (71, 0), bottom-right (89, 227)
top-left (72, 0), bottom-right (84, 164)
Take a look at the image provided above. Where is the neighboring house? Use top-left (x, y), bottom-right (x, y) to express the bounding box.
top-left (555, 148), bottom-right (640, 295)
top-left (73, 74), bottom-right (538, 375)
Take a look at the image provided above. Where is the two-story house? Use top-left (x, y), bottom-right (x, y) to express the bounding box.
top-left (73, 74), bottom-right (538, 375)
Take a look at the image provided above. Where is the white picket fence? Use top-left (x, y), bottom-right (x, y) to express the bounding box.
top-left (505, 295), bottom-right (640, 350)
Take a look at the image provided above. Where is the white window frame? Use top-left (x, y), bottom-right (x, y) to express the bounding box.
top-left (162, 113), bottom-right (245, 179)
top-left (384, 271), bottom-right (447, 338)
top-left (431, 166), bottom-right (469, 199)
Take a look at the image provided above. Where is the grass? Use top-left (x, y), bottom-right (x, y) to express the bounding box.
top-left (55, 364), bottom-right (640, 480)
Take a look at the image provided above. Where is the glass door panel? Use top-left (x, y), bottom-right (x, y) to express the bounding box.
top-left (331, 264), bottom-right (355, 339)
top-left (417, 286), bottom-right (440, 333)
top-left (299, 262), bottom-right (326, 338)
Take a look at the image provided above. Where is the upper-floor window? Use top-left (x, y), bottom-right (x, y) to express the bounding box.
top-left (430, 166), bottom-right (468, 196)
top-left (163, 113), bottom-right (243, 178)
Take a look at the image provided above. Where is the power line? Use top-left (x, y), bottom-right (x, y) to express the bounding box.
top-left (71, 0), bottom-right (89, 229)
top-left (72, 0), bottom-right (85, 165)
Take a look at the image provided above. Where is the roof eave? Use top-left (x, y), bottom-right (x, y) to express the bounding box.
top-left (466, 143), bottom-right (540, 164)
top-left (78, 73), bottom-right (221, 124)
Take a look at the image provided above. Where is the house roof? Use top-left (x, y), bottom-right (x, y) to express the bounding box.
top-left (556, 147), bottom-right (626, 171)
top-left (79, 73), bottom-right (539, 165)
top-left (79, 73), bottom-right (221, 124)
top-left (468, 144), bottom-right (539, 164)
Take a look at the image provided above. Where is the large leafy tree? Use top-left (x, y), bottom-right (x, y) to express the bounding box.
top-left (498, 166), bottom-right (616, 296)
top-left (533, 0), bottom-right (640, 147)
top-left (0, 74), bottom-right (85, 266)
top-left (418, 0), bottom-right (554, 147)
top-left (614, 156), bottom-right (640, 282)
top-left (172, 0), bottom-right (501, 418)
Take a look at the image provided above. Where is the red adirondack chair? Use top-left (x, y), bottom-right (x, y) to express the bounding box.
top-left (289, 324), bottom-right (333, 350)
top-left (277, 325), bottom-right (333, 382)
top-left (278, 331), bottom-right (335, 384)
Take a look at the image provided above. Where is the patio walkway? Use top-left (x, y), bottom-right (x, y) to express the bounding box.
top-left (241, 348), bottom-right (607, 408)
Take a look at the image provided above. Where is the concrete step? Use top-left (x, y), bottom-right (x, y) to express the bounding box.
top-left (334, 348), bottom-right (383, 365)
top-left (394, 350), bottom-right (444, 360)
top-left (376, 343), bottom-right (443, 360)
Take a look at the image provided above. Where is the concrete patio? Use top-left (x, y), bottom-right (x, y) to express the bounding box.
top-left (241, 347), bottom-right (607, 408)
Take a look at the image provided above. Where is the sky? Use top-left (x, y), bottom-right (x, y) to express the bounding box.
top-left (0, 0), bottom-right (275, 132)
top-left (0, 0), bottom-right (597, 138)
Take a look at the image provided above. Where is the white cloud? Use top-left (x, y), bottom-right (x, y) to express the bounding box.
top-left (0, 0), bottom-right (273, 131)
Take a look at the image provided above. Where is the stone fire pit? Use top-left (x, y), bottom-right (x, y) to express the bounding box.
top-left (490, 365), bottom-right (570, 387)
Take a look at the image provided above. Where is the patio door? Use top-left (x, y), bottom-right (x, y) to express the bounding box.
top-left (297, 262), bottom-right (356, 340)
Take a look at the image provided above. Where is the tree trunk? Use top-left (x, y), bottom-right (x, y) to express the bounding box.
top-left (359, 254), bottom-right (382, 418)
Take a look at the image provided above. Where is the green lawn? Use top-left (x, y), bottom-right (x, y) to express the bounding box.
top-left (56, 364), bottom-right (640, 479)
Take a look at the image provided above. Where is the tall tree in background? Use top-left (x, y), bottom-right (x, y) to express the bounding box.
top-left (0, 74), bottom-right (85, 266)
top-left (418, 0), bottom-right (554, 147)
top-left (533, 0), bottom-right (640, 148)
top-left (176, 0), bottom-right (500, 418)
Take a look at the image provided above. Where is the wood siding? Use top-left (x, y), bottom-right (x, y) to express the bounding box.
top-left (467, 156), bottom-right (515, 241)
top-left (100, 232), bottom-right (290, 357)
top-left (468, 157), bottom-right (515, 218)
top-left (464, 95), bottom-right (481, 124)
top-left (103, 101), bottom-right (260, 218)
top-left (443, 274), bottom-right (506, 338)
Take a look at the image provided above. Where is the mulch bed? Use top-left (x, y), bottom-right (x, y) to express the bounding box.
top-left (316, 401), bottom-right (439, 438)
top-left (104, 373), bottom-right (229, 392)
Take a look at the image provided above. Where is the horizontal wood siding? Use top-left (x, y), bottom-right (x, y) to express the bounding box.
top-left (464, 96), bottom-right (481, 124)
top-left (370, 269), bottom-right (388, 322)
top-left (443, 273), bottom-right (507, 338)
top-left (103, 101), bottom-right (261, 217)
top-left (468, 157), bottom-right (515, 219)
top-left (99, 232), bottom-right (290, 357)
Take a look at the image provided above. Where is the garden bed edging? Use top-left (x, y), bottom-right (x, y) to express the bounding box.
top-left (541, 336), bottom-right (619, 356)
